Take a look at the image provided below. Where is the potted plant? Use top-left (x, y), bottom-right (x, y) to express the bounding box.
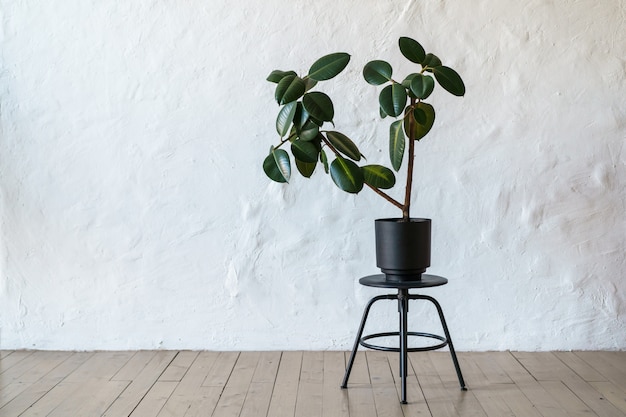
top-left (263, 37), bottom-right (465, 281)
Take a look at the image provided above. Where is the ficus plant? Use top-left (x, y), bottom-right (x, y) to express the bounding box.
top-left (264, 37), bottom-right (465, 221)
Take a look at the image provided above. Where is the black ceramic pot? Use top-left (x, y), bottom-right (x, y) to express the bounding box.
top-left (375, 218), bottom-right (431, 281)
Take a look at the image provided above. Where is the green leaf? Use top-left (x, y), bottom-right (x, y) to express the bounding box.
top-left (296, 159), bottom-right (316, 178)
top-left (320, 149), bottom-right (329, 173)
top-left (422, 53), bottom-right (442, 69)
top-left (275, 75), bottom-right (306, 105)
top-left (363, 60), bottom-right (392, 85)
top-left (379, 106), bottom-right (388, 119)
top-left (398, 37), bottom-right (426, 64)
top-left (308, 52), bottom-right (350, 81)
top-left (263, 148), bottom-right (291, 183)
top-left (413, 107), bottom-right (427, 124)
top-left (404, 102), bottom-right (435, 141)
top-left (330, 157), bottom-right (364, 193)
top-left (298, 120), bottom-right (319, 141)
top-left (304, 77), bottom-right (318, 92)
top-left (402, 73), bottom-right (419, 89)
top-left (389, 120), bottom-right (405, 171)
top-left (379, 84), bottom-right (407, 118)
top-left (433, 66), bottom-right (465, 96)
top-left (326, 131), bottom-right (361, 161)
top-left (362, 165), bottom-right (396, 189)
top-left (267, 70), bottom-right (297, 83)
top-left (276, 101), bottom-right (297, 137)
top-left (291, 140), bottom-right (319, 163)
top-left (409, 74), bottom-right (435, 99)
top-left (302, 91), bottom-right (334, 122)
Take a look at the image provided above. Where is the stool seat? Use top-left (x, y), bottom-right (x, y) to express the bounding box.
top-left (341, 273), bottom-right (466, 404)
top-left (359, 273), bottom-right (447, 289)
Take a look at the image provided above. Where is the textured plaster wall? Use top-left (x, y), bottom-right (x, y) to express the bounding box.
top-left (0, 0), bottom-right (624, 351)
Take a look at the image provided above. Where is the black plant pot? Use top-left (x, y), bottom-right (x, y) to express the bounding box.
top-left (375, 218), bottom-right (431, 281)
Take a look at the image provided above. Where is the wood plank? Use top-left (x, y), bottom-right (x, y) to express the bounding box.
top-left (267, 351), bottom-right (303, 417)
top-left (428, 352), bottom-right (487, 417)
top-left (512, 351), bottom-right (580, 382)
top-left (64, 351), bottom-right (134, 382)
top-left (575, 351), bottom-right (626, 393)
top-left (492, 351), bottom-right (572, 417)
top-left (0, 351), bottom-right (71, 388)
top-left (129, 381), bottom-right (178, 417)
top-left (240, 351), bottom-right (281, 417)
top-left (410, 352), bottom-right (465, 417)
top-left (295, 351), bottom-right (324, 417)
top-left (0, 352), bottom-right (93, 414)
top-left (0, 351), bottom-right (34, 375)
top-left (343, 349), bottom-right (376, 417)
top-left (18, 381), bottom-right (84, 417)
top-left (563, 378), bottom-right (625, 417)
top-left (367, 351), bottom-right (404, 417)
top-left (467, 351), bottom-right (513, 385)
top-left (210, 351), bottom-right (260, 417)
top-left (589, 381), bottom-right (626, 414)
top-left (111, 351), bottom-right (157, 381)
top-left (157, 351), bottom-right (221, 417)
top-left (48, 381), bottom-right (130, 417)
top-left (202, 351), bottom-right (240, 387)
top-left (322, 351), bottom-right (349, 417)
top-left (102, 351), bottom-right (177, 417)
top-left (540, 380), bottom-right (599, 417)
top-left (0, 350), bottom-right (15, 359)
top-left (159, 351), bottom-right (199, 382)
top-left (554, 351), bottom-right (607, 382)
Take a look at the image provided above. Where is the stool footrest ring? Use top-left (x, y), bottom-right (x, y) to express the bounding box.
top-left (360, 331), bottom-right (448, 352)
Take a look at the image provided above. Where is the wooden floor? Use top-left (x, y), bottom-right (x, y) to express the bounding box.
top-left (1, 350), bottom-right (626, 416)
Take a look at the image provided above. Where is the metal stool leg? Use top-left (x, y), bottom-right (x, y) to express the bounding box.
top-left (398, 289), bottom-right (409, 404)
top-left (341, 294), bottom-right (395, 389)
top-left (412, 294), bottom-right (467, 390)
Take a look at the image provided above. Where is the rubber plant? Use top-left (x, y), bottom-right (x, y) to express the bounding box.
top-left (264, 37), bottom-right (465, 221)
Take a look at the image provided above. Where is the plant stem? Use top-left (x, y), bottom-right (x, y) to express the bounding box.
top-left (402, 97), bottom-right (417, 221)
top-left (365, 184), bottom-right (403, 210)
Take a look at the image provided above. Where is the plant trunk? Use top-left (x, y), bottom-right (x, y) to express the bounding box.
top-left (402, 97), bottom-right (417, 221)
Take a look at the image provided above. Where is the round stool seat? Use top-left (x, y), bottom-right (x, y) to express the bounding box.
top-left (359, 273), bottom-right (448, 289)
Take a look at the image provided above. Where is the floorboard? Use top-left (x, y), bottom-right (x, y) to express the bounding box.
top-left (0, 350), bottom-right (625, 416)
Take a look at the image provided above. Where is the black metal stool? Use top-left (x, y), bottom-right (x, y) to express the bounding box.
top-left (341, 274), bottom-right (466, 404)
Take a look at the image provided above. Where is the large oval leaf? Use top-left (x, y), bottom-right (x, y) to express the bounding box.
top-left (291, 140), bottom-right (319, 163)
top-left (320, 149), bottom-right (329, 173)
top-left (267, 70), bottom-right (297, 84)
top-left (308, 52), bottom-right (350, 81)
top-left (404, 102), bottom-right (435, 141)
top-left (422, 53), bottom-right (442, 70)
top-left (263, 149), bottom-right (291, 183)
top-left (389, 120), bottom-right (405, 171)
top-left (276, 101), bottom-right (297, 137)
top-left (362, 165), bottom-right (396, 189)
top-left (433, 66), bottom-right (465, 96)
top-left (326, 131), bottom-right (361, 161)
top-left (296, 159), bottom-right (316, 178)
top-left (330, 157), bottom-right (364, 193)
top-left (379, 84), bottom-right (407, 118)
top-left (302, 92), bottom-right (334, 122)
top-left (409, 74), bottom-right (435, 99)
top-left (298, 120), bottom-right (320, 141)
top-left (363, 60), bottom-right (392, 85)
top-left (399, 37), bottom-right (426, 64)
top-left (275, 75), bottom-right (306, 105)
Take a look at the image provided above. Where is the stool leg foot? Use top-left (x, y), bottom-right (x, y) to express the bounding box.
top-left (413, 294), bottom-right (468, 391)
top-left (342, 295), bottom-right (392, 389)
top-left (399, 289), bottom-right (409, 404)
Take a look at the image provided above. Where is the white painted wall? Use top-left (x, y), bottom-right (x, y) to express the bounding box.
top-left (1, 0), bottom-right (624, 351)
